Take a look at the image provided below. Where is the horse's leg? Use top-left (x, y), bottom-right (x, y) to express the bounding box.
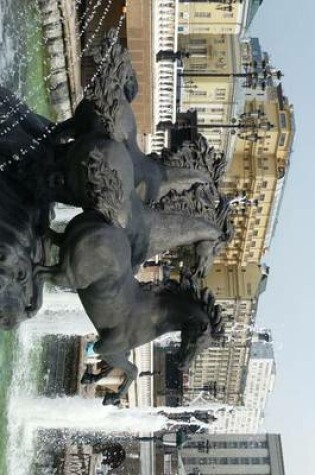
top-left (47, 228), bottom-right (65, 247)
top-left (144, 208), bottom-right (222, 259)
top-left (81, 361), bottom-right (112, 385)
top-left (32, 264), bottom-right (70, 287)
top-left (101, 352), bottom-right (138, 406)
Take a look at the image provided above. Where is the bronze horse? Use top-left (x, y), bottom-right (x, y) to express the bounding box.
top-left (35, 209), bottom-right (224, 404)
top-left (0, 33), bottom-right (227, 406)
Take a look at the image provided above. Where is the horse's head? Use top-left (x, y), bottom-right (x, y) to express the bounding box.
top-left (84, 30), bottom-right (139, 143)
top-left (175, 284), bottom-right (224, 371)
top-left (0, 242), bottom-right (37, 330)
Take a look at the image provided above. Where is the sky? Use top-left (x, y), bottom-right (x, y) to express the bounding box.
top-left (249, 1), bottom-right (315, 474)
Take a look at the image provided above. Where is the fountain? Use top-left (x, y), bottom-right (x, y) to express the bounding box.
top-left (0, 3), bottom-right (234, 474)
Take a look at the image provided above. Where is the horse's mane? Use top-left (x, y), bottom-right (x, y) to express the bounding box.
top-left (140, 277), bottom-right (224, 338)
top-left (149, 135), bottom-right (234, 245)
top-left (82, 147), bottom-right (123, 223)
top-left (150, 134), bottom-right (226, 178)
top-left (85, 29), bottom-right (138, 140)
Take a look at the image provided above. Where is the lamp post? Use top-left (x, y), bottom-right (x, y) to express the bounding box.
top-left (157, 110), bottom-right (274, 142)
top-left (157, 50), bottom-right (190, 62)
top-left (178, 66), bottom-right (283, 92)
top-left (179, 0), bottom-right (243, 12)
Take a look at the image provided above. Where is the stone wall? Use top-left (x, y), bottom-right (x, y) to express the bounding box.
top-left (38, 0), bottom-right (72, 120)
top-left (40, 335), bottom-right (81, 397)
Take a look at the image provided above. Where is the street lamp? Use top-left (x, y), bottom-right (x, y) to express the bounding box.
top-left (178, 65), bottom-right (283, 89)
top-left (157, 50), bottom-right (190, 62)
top-left (157, 110), bottom-right (274, 142)
top-left (179, 0), bottom-right (243, 11)
top-left (173, 53), bottom-right (283, 92)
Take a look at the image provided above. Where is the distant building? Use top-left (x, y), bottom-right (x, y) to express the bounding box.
top-left (177, 32), bottom-right (243, 158)
top-left (177, 0), bottom-right (263, 37)
top-left (154, 343), bottom-right (184, 407)
top-left (178, 432), bottom-right (285, 475)
top-left (210, 330), bottom-right (276, 433)
top-left (185, 264), bottom-right (268, 406)
top-left (213, 37), bottom-right (295, 267)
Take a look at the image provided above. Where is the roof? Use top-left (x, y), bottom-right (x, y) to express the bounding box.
top-left (246, 0), bottom-right (264, 28)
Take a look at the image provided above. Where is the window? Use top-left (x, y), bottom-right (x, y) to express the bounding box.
top-left (190, 47), bottom-right (207, 56)
top-left (189, 38), bottom-right (207, 45)
top-left (279, 112), bottom-right (287, 128)
top-left (191, 90), bottom-right (207, 96)
top-left (279, 132), bottom-right (286, 146)
top-left (192, 62), bottom-right (207, 69)
top-left (195, 26), bottom-right (210, 32)
top-left (195, 11), bottom-right (211, 18)
top-left (215, 88), bottom-right (226, 95)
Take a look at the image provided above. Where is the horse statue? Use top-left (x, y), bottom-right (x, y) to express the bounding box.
top-left (47, 30), bottom-right (233, 277)
top-left (0, 86), bottom-right (56, 329)
top-left (0, 32), bottom-right (232, 393)
top-left (34, 209), bottom-right (224, 404)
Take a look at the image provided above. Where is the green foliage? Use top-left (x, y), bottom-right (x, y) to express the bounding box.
top-left (21, 1), bottom-right (54, 119)
top-left (0, 331), bottom-right (16, 475)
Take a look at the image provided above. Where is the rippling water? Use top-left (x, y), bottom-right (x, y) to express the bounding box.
top-left (0, 0), bottom-right (25, 91)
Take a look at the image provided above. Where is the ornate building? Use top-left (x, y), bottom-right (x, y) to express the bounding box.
top-left (215, 87), bottom-right (295, 266)
top-left (177, 0), bottom-right (263, 37)
top-left (185, 264), bottom-right (268, 406)
top-left (210, 330), bottom-right (276, 433)
top-left (177, 433), bottom-right (285, 475)
top-left (177, 32), bottom-right (243, 157)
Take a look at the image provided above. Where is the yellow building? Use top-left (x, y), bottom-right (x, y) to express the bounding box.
top-left (215, 89), bottom-right (295, 266)
top-left (205, 262), bottom-right (267, 300)
top-left (178, 33), bottom-right (242, 154)
top-left (186, 263), bottom-right (267, 406)
top-left (178, 0), bottom-right (263, 36)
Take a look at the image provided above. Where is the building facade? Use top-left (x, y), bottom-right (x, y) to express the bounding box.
top-left (177, 32), bottom-right (243, 156)
top-left (210, 330), bottom-right (276, 433)
top-left (178, 433), bottom-right (285, 475)
top-left (184, 263), bottom-right (267, 406)
top-left (177, 0), bottom-right (263, 37)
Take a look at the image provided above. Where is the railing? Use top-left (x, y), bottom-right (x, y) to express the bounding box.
top-left (149, 0), bottom-right (179, 153)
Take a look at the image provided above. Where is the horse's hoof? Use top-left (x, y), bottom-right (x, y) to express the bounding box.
top-left (80, 372), bottom-right (95, 385)
top-left (102, 393), bottom-right (121, 406)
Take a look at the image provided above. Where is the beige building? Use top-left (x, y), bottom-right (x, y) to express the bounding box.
top-left (178, 433), bottom-right (285, 475)
top-left (210, 332), bottom-right (276, 433)
top-left (177, 0), bottom-right (263, 36)
top-left (215, 90), bottom-right (295, 266)
top-left (177, 32), bottom-right (243, 156)
top-left (186, 264), bottom-right (267, 406)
